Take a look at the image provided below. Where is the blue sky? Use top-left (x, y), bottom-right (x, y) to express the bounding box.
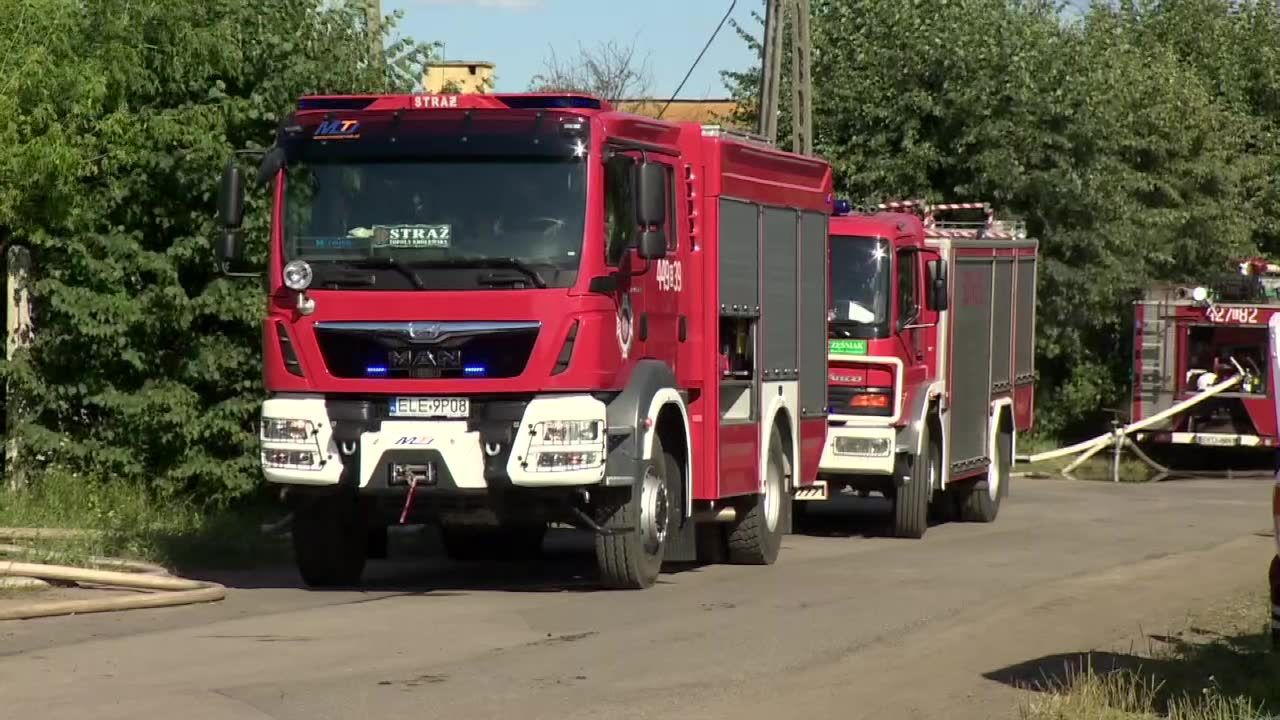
top-left (385, 0), bottom-right (1094, 98)
top-left (385, 0), bottom-right (761, 98)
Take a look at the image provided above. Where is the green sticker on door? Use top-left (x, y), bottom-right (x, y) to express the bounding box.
top-left (829, 339), bottom-right (868, 356)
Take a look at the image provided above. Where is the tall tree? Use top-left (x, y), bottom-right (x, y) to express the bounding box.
top-left (721, 0), bottom-right (1278, 436)
top-left (529, 39), bottom-right (655, 102)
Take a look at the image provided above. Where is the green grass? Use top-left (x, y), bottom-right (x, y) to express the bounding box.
top-left (0, 473), bottom-right (290, 573)
top-left (1020, 593), bottom-right (1280, 720)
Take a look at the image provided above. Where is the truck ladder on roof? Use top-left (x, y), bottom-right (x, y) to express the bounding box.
top-left (875, 199), bottom-right (1028, 241)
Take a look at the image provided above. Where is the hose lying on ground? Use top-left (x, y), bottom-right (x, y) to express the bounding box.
top-left (0, 528), bottom-right (226, 621)
top-left (1019, 373), bottom-right (1243, 465)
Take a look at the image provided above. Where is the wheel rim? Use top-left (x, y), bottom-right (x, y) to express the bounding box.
top-left (639, 464), bottom-right (668, 555)
top-left (763, 448), bottom-right (782, 532)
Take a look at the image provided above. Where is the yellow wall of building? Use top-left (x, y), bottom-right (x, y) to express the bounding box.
top-left (423, 62), bottom-right (494, 94)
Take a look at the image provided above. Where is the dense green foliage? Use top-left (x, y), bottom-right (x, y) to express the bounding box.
top-left (2, 0), bottom-right (1278, 505)
top-left (0, 0), bottom-right (433, 502)
top-left (722, 0), bottom-right (1280, 437)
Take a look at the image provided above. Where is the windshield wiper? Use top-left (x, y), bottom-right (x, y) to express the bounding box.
top-left (337, 258), bottom-right (426, 290)
top-left (404, 257), bottom-right (548, 289)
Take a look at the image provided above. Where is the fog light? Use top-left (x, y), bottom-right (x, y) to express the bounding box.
top-left (833, 436), bottom-right (891, 457)
top-left (534, 451), bottom-right (602, 471)
top-left (262, 418), bottom-right (315, 443)
top-left (262, 449), bottom-right (319, 469)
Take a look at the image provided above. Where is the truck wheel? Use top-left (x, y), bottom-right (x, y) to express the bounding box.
top-left (727, 428), bottom-right (788, 564)
top-left (596, 433), bottom-right (678, 589)
top-left (959, 429), bottom-right (1010, 523)
top-left (291, 491), bottom-right (368, 588)
top-left (891, 421), bottom-right (933, 539)
top-left (439, 524), bottom-right (546, 562)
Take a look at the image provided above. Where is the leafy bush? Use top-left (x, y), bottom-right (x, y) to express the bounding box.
top-left (722, 0), bottom-right (1280, 438)
top-left (0, 0), bottom-right (434, 503)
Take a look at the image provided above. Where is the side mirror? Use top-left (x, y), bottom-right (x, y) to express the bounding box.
top-left (218, 160), bottom-right (245, 230)
top-left (638, 229), bottom-right (667, 260)
top-left (636, 162), bottom-right (666, 227)
top-left (216, 158), bottom-right (256, 277)
top-left (927, 258), bottom-right (949, 312)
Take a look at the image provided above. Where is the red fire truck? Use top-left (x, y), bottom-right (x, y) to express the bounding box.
top-left (1131, 258), bottom-right (1280, 454)
top-left (214, 92), bottom-right (833, 590)
top-left (800, 200), bottom-right (1039, 538)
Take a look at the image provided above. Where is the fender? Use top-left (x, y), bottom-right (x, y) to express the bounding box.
top-left (604, 360), bottom-right (689, 494)
top-left (895, 380), bottom-right (943, 459)
top-left (988, 397), bottom-right (1015, 496)
top-left (759, 386), bottom-right (798, 492)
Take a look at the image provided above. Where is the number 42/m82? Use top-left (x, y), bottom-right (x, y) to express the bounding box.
top-left (1206, 306), bottom-right (1261, 324)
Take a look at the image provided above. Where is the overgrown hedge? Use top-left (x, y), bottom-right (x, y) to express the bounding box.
top-left (0, 0), bottom-right (432, 503)
top-left (722, 0), bottom-right (1280, 438)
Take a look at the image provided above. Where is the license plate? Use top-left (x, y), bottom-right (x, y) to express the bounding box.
top-left (1195, 434), bottom-right (1237, 447)
top-left (388, 396), bottom-right (470, 419)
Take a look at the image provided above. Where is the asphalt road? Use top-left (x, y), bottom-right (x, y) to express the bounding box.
top-left (0, 476), bottom-right (1272, 720)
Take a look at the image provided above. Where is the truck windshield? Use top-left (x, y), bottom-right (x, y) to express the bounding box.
top-left (283, 158), bottom-right (586, 290)
top-left (829, 235), bottom-right (890, 337)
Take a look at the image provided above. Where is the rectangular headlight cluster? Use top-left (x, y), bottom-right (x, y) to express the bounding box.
top-left (534, 420), bottom-right (602, 445)
top-left (262, 418), bottom-right (315, 444)
top-left (833, 436), bottom-right (891, 457)
top-left (530, 420), bottom-right (604, 472)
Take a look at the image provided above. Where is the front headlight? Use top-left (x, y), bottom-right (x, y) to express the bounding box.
top-left (283, 260), bottom-right (313, 291)
top-left (535, 420), bottom-right (603, 445)
top-left (262, 418), bottom-right (315, 443)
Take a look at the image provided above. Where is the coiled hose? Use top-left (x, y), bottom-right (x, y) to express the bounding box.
top-left (0, 528), bottom-right (226, 621)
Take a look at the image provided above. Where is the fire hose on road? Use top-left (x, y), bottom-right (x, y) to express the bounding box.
top-left (1018, 372), bottom-right (1248, 481)
top-left (0, 528), bottom-right (226, 621)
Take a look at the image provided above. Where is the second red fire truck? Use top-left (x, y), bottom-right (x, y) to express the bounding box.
top-left (802, 200), bottom-right (1039, 538)
top-left (215, 92), bottom-right (833, 589)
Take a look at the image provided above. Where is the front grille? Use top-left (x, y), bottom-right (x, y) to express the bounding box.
top-left (314, 321), bottom-right (540, 380)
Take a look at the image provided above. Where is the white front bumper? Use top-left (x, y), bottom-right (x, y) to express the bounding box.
top-left (259, 393), bottom-right (608, 489)
top-left (818, 424), bottom-right (896, 475)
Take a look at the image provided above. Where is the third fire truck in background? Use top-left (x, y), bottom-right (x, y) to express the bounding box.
top-left (803, 200), bottom-right (1039, 538)
top-left (1132, 258), bottom-right (1280, 457)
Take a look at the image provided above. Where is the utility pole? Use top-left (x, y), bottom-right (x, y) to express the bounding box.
top-left (757, 0), bottom-right (812, 155)
top-left (364, 0), bottom-right (383, 71)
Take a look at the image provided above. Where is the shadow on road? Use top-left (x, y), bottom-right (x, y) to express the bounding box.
top-left (185, 499), bottom-right (896, 595)
top-left (982, 624), bottom-right (1280, 714)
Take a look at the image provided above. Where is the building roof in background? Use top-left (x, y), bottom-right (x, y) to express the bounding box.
top-left (616, 98), bottom-right (739, 125)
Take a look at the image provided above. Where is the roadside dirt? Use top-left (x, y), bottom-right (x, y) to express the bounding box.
top-left (0, 476), bottom-right (1270, 720)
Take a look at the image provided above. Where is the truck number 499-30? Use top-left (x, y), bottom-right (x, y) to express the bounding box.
top-left (657, 258), bottom-right (683, 293)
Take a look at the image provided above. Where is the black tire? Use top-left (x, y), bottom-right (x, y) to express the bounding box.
top-left (367, 524), bottom-right (389, 560)
top-left (959, 428), bottom-right (1009, 523)
top-left (596, 433), bottom-right (680, 589)
top-left (727, 428), bottom-right (789, 564)
top-left (439, 523), bottom-right (546, 562)
top-left (891, 421), bottom-right (933, 539)
top-left (291, 492), bottom-right (368, 588)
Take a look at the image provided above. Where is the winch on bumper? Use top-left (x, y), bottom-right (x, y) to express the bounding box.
top-left (258, 393), bottom-right (620, 492)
